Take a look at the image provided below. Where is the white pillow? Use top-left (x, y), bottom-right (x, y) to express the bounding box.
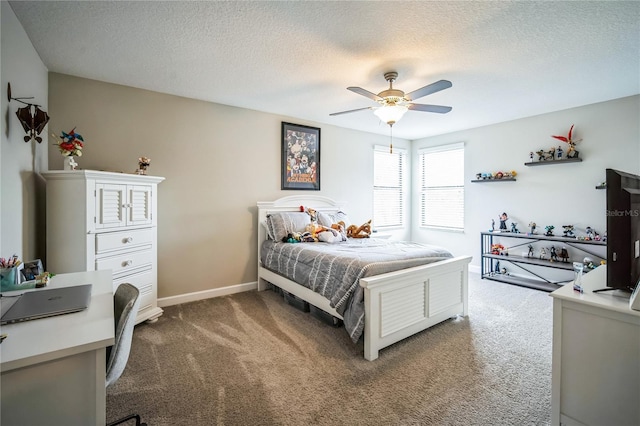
top-left (266, 212), bottom-right (311, 241)
top-left (317, 210), bottom-right (351, 228)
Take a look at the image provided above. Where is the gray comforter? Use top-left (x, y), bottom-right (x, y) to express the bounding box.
top-left (260, 238), bottom-right (453, 342)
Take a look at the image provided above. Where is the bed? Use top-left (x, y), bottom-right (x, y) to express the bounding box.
top-left (257, 195), bottom-right (472, 361)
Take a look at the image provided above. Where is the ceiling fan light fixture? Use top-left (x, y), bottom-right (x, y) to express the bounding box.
top-left (373, 104), bottom-right (408, 125)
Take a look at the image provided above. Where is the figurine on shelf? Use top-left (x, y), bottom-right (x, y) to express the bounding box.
top-left (545, 225), bottom-right (555, 236)
top-left (552, 125), bottom-right (581, 159)
top-left (490, 219), bottom-right (495, 232)
top-left (539, 247), bottom-right (547, 260)
top-left (528, 222), bottom-right (537, 235)
top-left (494, 261), bottom-right (500, 276)
top-left (491, 244), bottom-right (506, 255)
top-left (527, 244), bottom-right (534, 258)
top-left (559, 247), bottom-right (570, 263)
top-left (549, 246), bottom-right (559, 262)
top-left (511, 222), bottom-right (519, 233)
top-left (529, 151), bottom-right (534, 162)
top-left (562, 225), bottom-right (575, 238)
top-left (499, 212), bottom-right (508, 231)
top-left (585, 226), bottom-right (594, 240)
top-left (557, 145), bottom-right (563, 159)
top-left (500, 267), bottom-right (509, 275)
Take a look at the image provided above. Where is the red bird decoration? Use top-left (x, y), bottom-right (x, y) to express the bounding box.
top-left (552, 124), bottom-right (581, 145)
top-left (552, 125), bottom-right (582, 159)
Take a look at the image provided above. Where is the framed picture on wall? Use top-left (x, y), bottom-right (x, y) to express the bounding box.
top-left (281, 122), bottom-right (320, 190)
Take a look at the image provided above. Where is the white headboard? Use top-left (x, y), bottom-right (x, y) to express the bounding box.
top-left (256, 195), bottom-right (346, 266)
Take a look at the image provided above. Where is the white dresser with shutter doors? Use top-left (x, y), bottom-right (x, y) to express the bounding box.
top-left (43, 170), bottom-right (165, 324)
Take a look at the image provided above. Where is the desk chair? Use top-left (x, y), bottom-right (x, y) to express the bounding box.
top-left (106, 283), bottom-right (146, 426)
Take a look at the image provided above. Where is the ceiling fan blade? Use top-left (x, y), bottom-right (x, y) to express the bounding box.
top-left (347, 87), bottom-right (383, 101)
top-left (408, 103), bottom-right (452, 114)
top-left (405, 80), bottom-right (452, 101)
top-left (329, 106), bottom-right (373, 116)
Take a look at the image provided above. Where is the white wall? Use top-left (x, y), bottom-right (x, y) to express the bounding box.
top-left (412, 95), bottom-right (640, 274)
top-left (1, 2), bottom-right (49, 261)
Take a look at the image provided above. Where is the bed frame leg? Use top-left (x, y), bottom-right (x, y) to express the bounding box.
top-left (364, 346), bottom-right (379, 361)
top-left (257, 277), bottom-right (269, 291)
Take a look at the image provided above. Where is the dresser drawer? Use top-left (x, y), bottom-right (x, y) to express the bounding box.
top-left (96, 248), bottom-right (153, 276)
top-left (114, 270), bottom-right (155, 314)
top-left (95, 228), bottom-right (154, 254)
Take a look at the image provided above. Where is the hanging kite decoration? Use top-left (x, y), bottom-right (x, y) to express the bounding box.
top-left (7, 82), bottom-right (50, 143)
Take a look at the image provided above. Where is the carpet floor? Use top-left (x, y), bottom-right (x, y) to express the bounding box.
top-left (107, 273), bottom-right (553, 425)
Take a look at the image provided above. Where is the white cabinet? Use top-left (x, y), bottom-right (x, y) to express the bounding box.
top-left (43, 170), bottom-right (165, 324)
top-left (550, 265), bottom-right (640, 426)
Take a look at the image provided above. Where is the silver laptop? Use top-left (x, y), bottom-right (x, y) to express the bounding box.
top-left (0, 284), bottom-right (92, 325)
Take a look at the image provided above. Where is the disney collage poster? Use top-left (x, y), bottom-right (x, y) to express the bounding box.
top-left (281, 122), bottom-right (320, 190)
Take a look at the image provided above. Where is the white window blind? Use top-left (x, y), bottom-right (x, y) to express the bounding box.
top-left (419, 143), bottom-right (464, 231)
top-left (373, 146), bottom-right (406, 229)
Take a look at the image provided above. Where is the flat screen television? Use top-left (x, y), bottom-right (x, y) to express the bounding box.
top-left (604, 168), bottom-right (640, 292)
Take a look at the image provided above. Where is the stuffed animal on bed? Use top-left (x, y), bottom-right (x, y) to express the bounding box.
top-left (302, 206), bottom-right (318, 223)
top-left (303, 223), bottom-right (319, 241)
top-left (317, 227), bottom-right (344, 243)
top-left (346, 219), bottom-right (372, 238)
top-left (282, 232), bottom-right (303, 243)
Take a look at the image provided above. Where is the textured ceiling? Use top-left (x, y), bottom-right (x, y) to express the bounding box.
top-left (9, 1), bottom-right (640, 140)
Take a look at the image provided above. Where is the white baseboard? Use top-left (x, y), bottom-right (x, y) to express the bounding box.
top-left (159, 267), bottom-right (482, 307)
top-left (158, 281), bottom-right (258, 307)
top-left (469, 264), bottom-right (481, 275)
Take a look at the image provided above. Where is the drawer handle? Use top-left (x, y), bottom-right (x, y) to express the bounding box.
top-left (123, 237), bottom-right (134, 243)
top-left (122, 260), bottom-right (133, 267)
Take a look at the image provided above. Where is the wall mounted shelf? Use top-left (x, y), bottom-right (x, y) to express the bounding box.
top-left (595, 184), bottom-right (606, 190)
top-left (471, 178), bottom-right (516, 183)
top-left (524, 158), bottom-right (582, 166)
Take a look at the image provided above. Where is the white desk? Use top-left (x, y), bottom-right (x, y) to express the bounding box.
top-left (0, 270), bottom-right (114, 426)
top-left (550, 265), bottom-right (640, 426)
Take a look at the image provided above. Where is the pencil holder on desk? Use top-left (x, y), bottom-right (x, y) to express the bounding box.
top-left (0, 265), bottom-right (35, 292)
top-left (1, 267), bottom-right (20, 291)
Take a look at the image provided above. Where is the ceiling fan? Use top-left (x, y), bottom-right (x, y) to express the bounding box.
top-left (330, 71), bottom-right (452, 125)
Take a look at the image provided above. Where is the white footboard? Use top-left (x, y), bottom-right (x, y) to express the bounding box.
top-left (360, 255), bottom-right (471, 361)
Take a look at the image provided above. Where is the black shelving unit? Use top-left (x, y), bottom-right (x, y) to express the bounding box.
top-left (480, 231), bottom-right (605, 292)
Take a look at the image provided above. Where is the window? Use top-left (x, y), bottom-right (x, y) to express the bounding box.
top-left (419, 143), bottom-right (464, 231)
top-left (373, 146), bottom-right (406, 229)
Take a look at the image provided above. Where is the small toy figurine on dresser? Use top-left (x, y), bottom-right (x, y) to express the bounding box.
top-left (136, 156), bottom-right (151, 175)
